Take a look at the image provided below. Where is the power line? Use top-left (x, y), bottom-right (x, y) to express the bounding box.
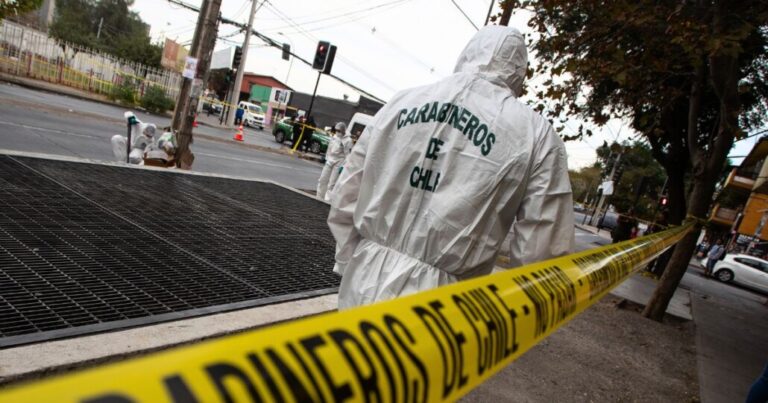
top-left (262, 0), bottom-right (398, 94)
top-left (252, 0), bottom-right (380, 21)
top-left (449, 0), bottom-right (479, 31)
top-left (260, 0), bottom-right (411, 34)
top-left (165, 0), bottom-right (386, 103)
top-left (229, 0), bottom-right (250, 22)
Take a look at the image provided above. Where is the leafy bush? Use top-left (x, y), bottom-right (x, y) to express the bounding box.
top-left (108, 80), bottom-right (137, 106)
top-left (140, 86), bottom-right (175, 114)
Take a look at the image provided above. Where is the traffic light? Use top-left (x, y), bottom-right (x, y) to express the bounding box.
top-left (232, 46), bottom-right (243, 70)
top-left (225, 69), bottom-right (234, 83)
top-left (312, 41), bottom-right (331, 70)
top-left (322, 45), bottom-right (337, 75)
top-left (282, 43), bottom-right (290, 61)
top-left (660, 195), bottom-right (669, 206)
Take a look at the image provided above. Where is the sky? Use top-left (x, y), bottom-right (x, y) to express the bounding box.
top-left (130, 0), bottom-right (762, 169)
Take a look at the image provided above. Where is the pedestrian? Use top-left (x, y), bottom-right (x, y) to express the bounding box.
top-left (328, 26), bottom-right (575, 308)
top-left (235, 106), bottom-right (244, 126)
top-left (292, 116), bottom-right (304, 149)
top-left (612, 209), bottom-right (637, 243)
top-left (302, 116), bottom-right (317, 152)
top-left (696, 237), bottom-right (711, 259)
top-left (706, 239), bottom-right (725, 276)
top-left (317, 122), bottom-right (352, 201)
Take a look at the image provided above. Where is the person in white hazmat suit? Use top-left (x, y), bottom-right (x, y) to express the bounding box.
top-left (328, 26), bottom-right (575, 309)
top-left (110, 112), bottom-right (157, 164)
top-left (317, 122), bottom-right (353, 201)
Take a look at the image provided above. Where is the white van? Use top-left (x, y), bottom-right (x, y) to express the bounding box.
top-left (238, 101), bottom-right (265, 130)
top-left (347, 112), bottom-right (374, 140)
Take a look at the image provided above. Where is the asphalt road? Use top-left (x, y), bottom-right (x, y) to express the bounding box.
top-left (0, 83), bottom-right (322, 190)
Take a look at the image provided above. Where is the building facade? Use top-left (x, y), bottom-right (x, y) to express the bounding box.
top-left (288, 93), bottom-right (384, 130)
top-left (710, 137), bottom-right (768, 255)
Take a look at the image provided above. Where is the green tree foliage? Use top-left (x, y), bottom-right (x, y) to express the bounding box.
top-left (49, 0), bottom-right (162, 67)
top-left (107, 76), bottom-right (136, 105)
top-left (0, 0), bottom-right (43, 20)
top-left (140, 85), bottom-right (175, 114)
top-left (568, 164), bottom-right (601, 205)
top-left (207, 68), bottom-right (231, 100)
top-left (503, 0), bottom-right (768, 320)
top-left (595, 142), bottom-right (666, 220)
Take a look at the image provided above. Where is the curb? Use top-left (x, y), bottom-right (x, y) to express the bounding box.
top-left (575, 224), bottom-right (598, 234)
top-left (0, 74), bottom-right (172, 119)
top-left (194, 133), bottom-right (324, 165)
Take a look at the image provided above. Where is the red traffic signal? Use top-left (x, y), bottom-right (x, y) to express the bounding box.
top-left (660, 196), bottom-right (668, 206)
top-left (313, 41), bottom-right (331, 70)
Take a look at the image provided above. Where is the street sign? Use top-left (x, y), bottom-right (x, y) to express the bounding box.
top-left (210, 47), bottom-right (234, 70)
top-left (601, 180), bottom-right (614, 196)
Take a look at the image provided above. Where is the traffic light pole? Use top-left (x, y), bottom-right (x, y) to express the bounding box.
top-left (227, 0), bottom-right (258, 127)
top-left (307, 71), bottom-right (321, 119)
top-left (219, 81), bottom-right (231, 125)
top-left (289, 71), bottom-right (321, 154)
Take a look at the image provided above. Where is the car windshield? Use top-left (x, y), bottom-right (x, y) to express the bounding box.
top-left (247, 105), bottom-right (262, 113)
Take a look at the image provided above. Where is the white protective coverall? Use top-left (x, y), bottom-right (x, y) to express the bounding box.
top-left (328, 26), bottom-right (575, 308)
top-left (317, 122), bottom-right (353, 201)
top-left (111, 113), bottom-right (157, 164)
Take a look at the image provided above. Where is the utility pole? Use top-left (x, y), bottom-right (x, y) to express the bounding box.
top-left (499, 0), bottom-right (513, 26)
top-left (590, 152), bottom-right (622, 227)
top-left (171, 0), bottom-right (222, 168)
top-left (484, 0), bottom-right (495, 25)
top-left (227, 0), bottom-right (258, 127)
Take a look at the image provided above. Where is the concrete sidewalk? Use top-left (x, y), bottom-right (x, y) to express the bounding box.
top-left (575, 222), bottom-right (613, 239)
top-left (612, 261), bottom-right (768, 402)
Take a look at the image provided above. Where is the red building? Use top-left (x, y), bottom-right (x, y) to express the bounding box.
top-left (238, 73), bottom-right (292, 102)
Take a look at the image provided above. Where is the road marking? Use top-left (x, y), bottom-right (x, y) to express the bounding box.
top-left (195, 151), bottom-right (319, 174)
top-left (0, 120), bottom-right (100, 139)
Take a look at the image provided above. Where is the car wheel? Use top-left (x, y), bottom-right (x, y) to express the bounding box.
top-left (715, 269), bottom-right (734, 283)
top-left (258, 126), bottom-right (264, 131)
top-left (310, 141), bottom-right (321, 154)
top-left (274, 130), bottom-right (285, 144)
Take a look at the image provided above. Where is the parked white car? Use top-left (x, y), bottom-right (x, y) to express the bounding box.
top-left (238, 101), bottom-right (265, 130)
top-left (705, 254), bottom-right (768, 293)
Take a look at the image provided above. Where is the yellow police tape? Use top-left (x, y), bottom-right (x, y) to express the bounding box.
top-left (0, 222), bottom-right (692, 402)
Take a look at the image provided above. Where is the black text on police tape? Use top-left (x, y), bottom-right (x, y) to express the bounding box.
top-left (82, 266), bottom-right (583, 403)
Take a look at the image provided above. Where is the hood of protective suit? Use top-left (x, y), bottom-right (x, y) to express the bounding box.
top-left (453, 25), bottom-right (528, 96)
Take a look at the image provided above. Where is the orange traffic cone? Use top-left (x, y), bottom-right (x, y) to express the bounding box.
top-left (233, 123), bottom-right (244, 141)
top-left (193, 114), bottom-right (198, 128)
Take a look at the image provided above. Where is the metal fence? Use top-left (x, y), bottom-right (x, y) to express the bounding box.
top-left (0, 20), bottom-right (181, 102)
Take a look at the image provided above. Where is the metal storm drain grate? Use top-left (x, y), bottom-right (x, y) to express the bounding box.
top-left (0, 155), bottom-right (339, 348)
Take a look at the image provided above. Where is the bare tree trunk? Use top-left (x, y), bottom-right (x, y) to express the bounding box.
top-left (642, 178), bottom-right (713, 320)
top-left (643, 38), bottom-right (740, 320)
top-left (665, 165), bottom-right (687, 225)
